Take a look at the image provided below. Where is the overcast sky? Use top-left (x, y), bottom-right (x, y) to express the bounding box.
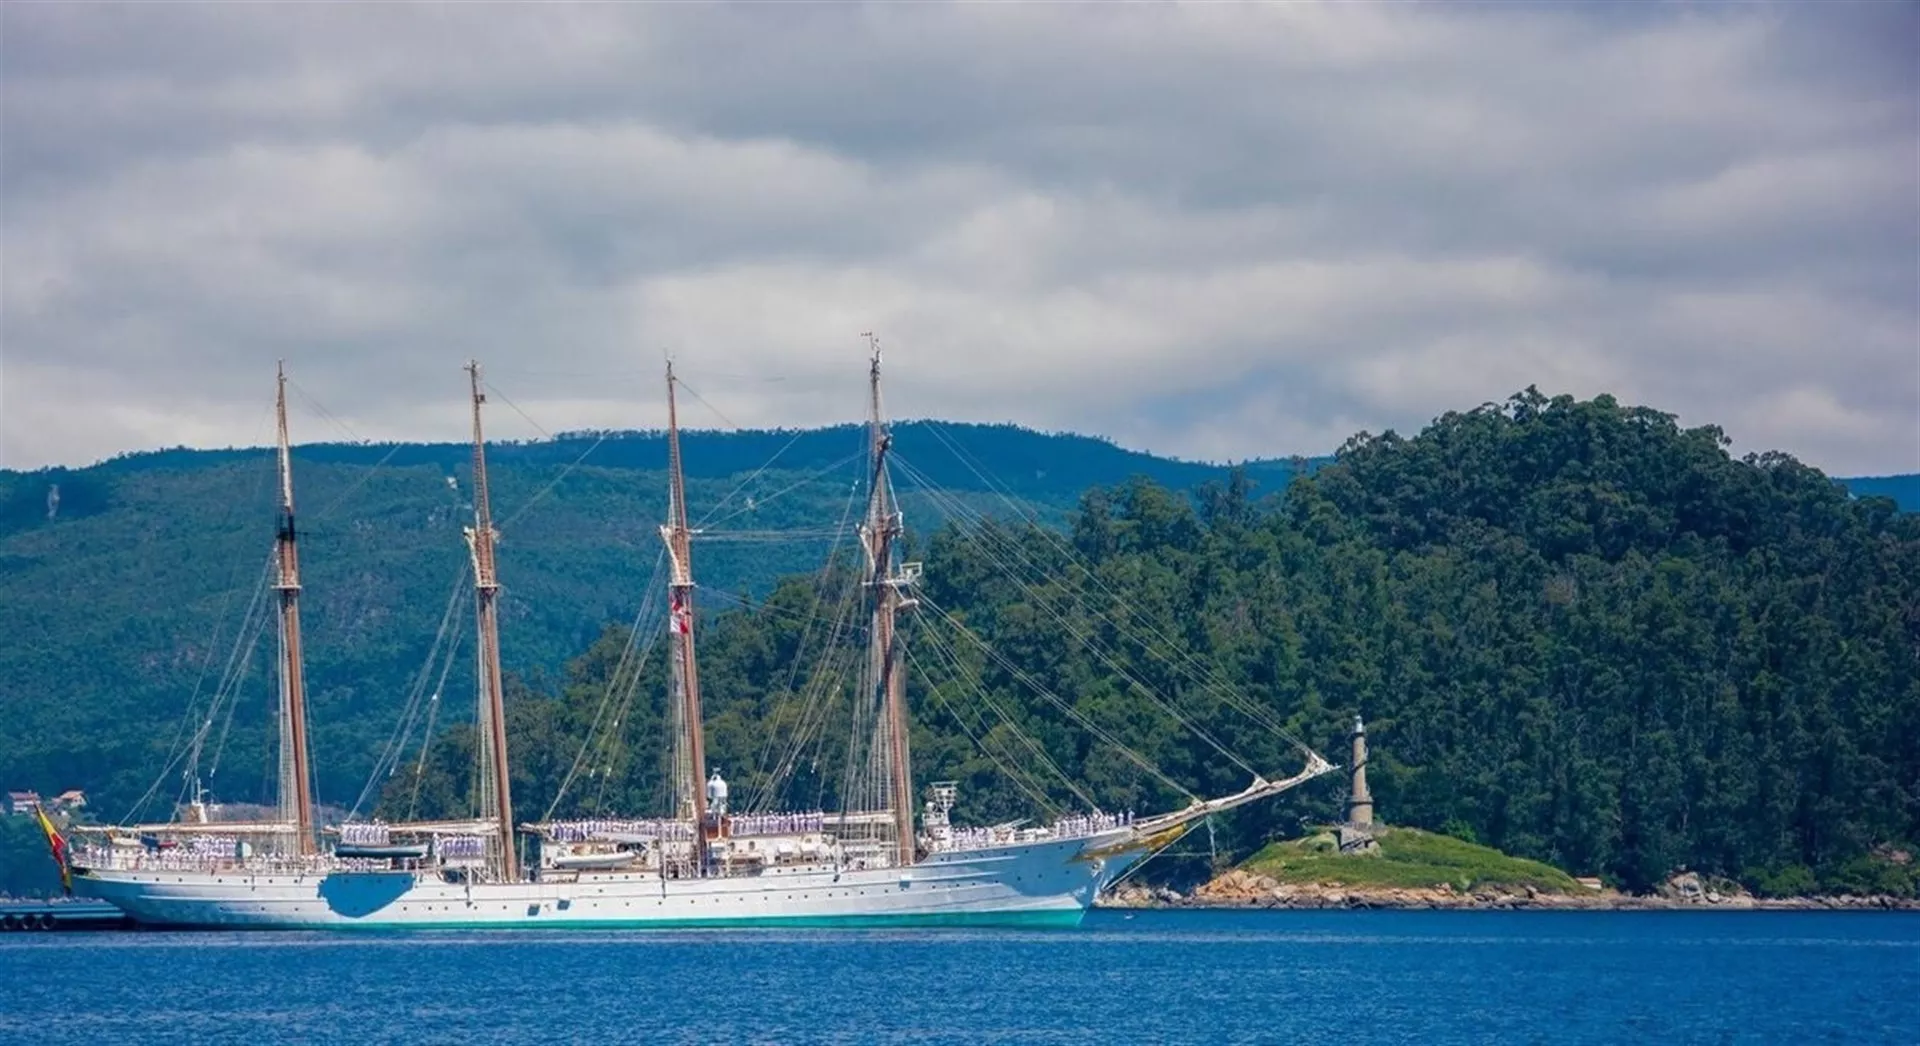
top-left (2, 3), bottom-right (1915, 475)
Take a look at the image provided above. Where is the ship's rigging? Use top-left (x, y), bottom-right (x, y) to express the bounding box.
top-left (90, 346), bottom-right (1332, 906)
top-left (509, 341), bottom-right (1330, 866)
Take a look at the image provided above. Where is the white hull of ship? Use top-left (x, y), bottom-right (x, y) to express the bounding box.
top-left (74, 830), bottom-right (1142, 930)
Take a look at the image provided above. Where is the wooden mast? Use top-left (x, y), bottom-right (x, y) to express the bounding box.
top-left (463, 361), bottom-right (518, 881)
top-left (861, 336), bottom-right (916, 866)
top-left (272, 362), bottom-right (316, 856)
top-left (661, 360), bottom-right (710, 872)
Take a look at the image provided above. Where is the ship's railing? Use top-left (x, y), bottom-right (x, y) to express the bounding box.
top-left (927, 810), bottom-right (1134, 854)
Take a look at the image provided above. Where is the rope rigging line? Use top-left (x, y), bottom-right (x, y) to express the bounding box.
top-left (277, 381), bottom-right (416, 526)
top-left (693, 526), bottom-right (859, 543)
top-left (671, 376), bottom-right (740, 430)
top-left (311, 442), bottom-right (407, 522)
top-left (691, 426), bottom-right (813, 531)
top-left (913, 607), bottom-right (1166, 810)
top-left (750, 596), bottom-right (864, 815)
top-left (543, 549), bottom-right (671, 821)
top-left (203, 607), bottom-right (271, 783)
top-left (286, 380), bottom-right (369, 444)
top-left (895, 444), bottom-right (1309, 757)
top-left (891, 460), bottom-right (1259, 779)
top-left (916, 591), bottom-right (1197, 800)
top-left (695, 449), bottom-right (869, 533)
top-left (836, 600), bottom-right (895, 820)
top-left (498, 433), bottom-right (608, 531)
top-left (453, 378), bottom-right (614, 531)
top-left (741, 560), bottom-right (870, 816)
top-left (917, 618), bottom-right (1097, 810)
top-left (904, 642), bottom-right (1064, 819)
top-left (480, 380), bottom-right (555, 440)
top-left (123, 449), bottom-right (277, 826)
top-left (127, 561), bottom-right (259, 821)
top-left (125, 549), bottom-right (279, 825)
top-left (906, 615), bottom-right (1090, 814)
top-left (573, 611), bottom-right (662, 819)
top-left (403, 656), bottom-right (455, 824)
top-left (701, 579), bottom-right (868, 813)
top-left (915, 422), bottom-right (1313, 750)
top-left (739, 480), bottom-right (868, 813)
top-left (347, 564), bottom-right (472, 819)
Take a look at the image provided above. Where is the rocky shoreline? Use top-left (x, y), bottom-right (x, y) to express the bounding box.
top-left (1102, 870), bottom-right (1919, 912)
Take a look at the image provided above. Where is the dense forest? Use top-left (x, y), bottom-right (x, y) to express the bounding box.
top-left (2, 397), bottom-right (1916, 898)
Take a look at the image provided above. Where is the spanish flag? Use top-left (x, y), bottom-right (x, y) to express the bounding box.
top-left (33, 803), bottom-right (71, 895)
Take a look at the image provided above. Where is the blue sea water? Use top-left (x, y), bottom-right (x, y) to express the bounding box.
top-left (1, 909), bottom-right (1914, 1045)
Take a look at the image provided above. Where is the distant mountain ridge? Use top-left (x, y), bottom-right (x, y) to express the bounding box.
top-left (9, 419), bottom-right (1907, 533)
top-left (1, 421), bottom-right (1320, 536)
top-left (1836, 473), bottom-right (1920, 512)
top-left (6, 421), bottom-right (1310, 492)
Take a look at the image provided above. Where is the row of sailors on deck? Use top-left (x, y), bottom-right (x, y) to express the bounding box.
top-left (88, 835), bottom-right (236, 865)
top-left (175, 835), bottom-right (239, 857)
top-left (544, 818), bottom-right (696, 843)
top-left (1048, 811), bottom-right (1134, 839)
top-left (337, 822), bottom-right (486, 857)
top-left (937, 826), bottom-right (1007, 852)
top-left (933, 810), bottom-right (1134, 852)
top-left (729, 811), bottom-right (826, 837)
top-left (339, 821), bottom-right (391, 846)
top-left (436, 835), bottom-right (487, 859)
top-left (543, 812), bottom-right (830, 843)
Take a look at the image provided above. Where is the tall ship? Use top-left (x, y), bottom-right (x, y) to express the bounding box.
top-left (71, 350), bottom-right (1331, 929)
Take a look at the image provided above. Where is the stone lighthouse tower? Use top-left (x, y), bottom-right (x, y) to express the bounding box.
top-left (1337, 715), bottom-right (1378, 853)
top-left (1346, 715), bottom-right (1373, 828)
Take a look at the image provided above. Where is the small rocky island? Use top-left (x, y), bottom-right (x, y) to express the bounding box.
top-left (1105, 718), bottom-right (1916, 912)
top-left (1106, 825), bottom-right (1915, 911)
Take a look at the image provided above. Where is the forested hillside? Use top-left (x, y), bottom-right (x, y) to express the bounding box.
top-left (1285, 393), bottom-right (1919, 894)
top-left (2, 399), bottom-right (1915, 899)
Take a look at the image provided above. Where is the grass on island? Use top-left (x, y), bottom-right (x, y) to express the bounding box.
top-left (1240, 825), bottom-right (1584, 895)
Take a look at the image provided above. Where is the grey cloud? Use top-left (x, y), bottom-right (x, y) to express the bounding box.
top-left (1, 1), bottom-right (1914, 475)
